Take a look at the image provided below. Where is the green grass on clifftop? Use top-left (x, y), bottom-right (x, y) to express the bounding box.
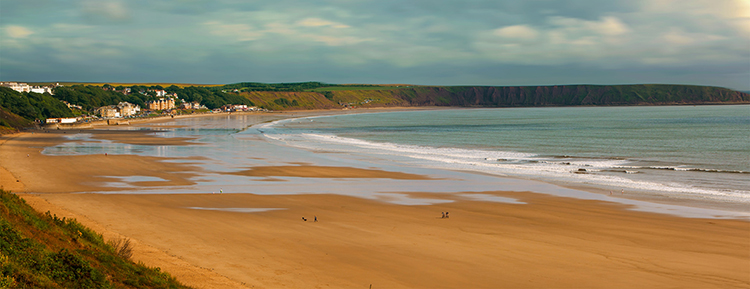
top-left (0, 189), bottom-right (189, 288)
top-left (307, 86), bottom-right (410, 92)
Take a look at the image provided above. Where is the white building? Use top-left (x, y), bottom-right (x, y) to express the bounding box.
top-left (45, 118), bottom-right (78, 124)
top-left (95, 105), bottom-right (120, 118)
top-left (1, 82), bottom-right (31, 92)
top-left (149, 89), bottom-right (167, 97)
top-left (117, 102), bottom-right (141, 117)
top-left (30, 86), bottom-right (54, 94)
top-left (1, 82), bottom-right (55, 94)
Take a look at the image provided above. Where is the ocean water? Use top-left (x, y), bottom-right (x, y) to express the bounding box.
top-left (262, 105), bottom-right (750, 204)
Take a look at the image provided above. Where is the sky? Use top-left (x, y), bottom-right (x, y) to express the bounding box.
top-left (1, 0), bottom-right (749, 90)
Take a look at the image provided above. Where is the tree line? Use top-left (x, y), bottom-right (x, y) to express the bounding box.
top-left (166, 85), bottom-right (253, 109)
top-left (0, 87), bottom-right (73, 121)
top-left (53, 85), bottom-right (254, 111)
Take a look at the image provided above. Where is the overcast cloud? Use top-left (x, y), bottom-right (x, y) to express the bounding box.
top-left (1, 0), bottom-right (748, 89)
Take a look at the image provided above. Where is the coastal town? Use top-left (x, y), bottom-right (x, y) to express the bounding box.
top-left (1, 82), bottom-right (265, 126)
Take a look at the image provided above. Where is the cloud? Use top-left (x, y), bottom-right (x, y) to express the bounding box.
top-left (0, 0), bottom-right (747, 90)
top-left (297, 18), bottom-right (350, 28)
top-left (546, 16), bottom-right (630, 42)
top-left (80, 0), bottom-right (131, 23)
top-left (474, 16), bottom-right (634, 65)
top-left (474, 3), bottom-right (747, 69)
top-left (200, 14), bottom-right (370, 47)
top-left (5, 25), bottom-right (33, 38)
top-left (493, 25), bottom-right (539, 40)
top-left (204, 21), bottom-right (263, 41)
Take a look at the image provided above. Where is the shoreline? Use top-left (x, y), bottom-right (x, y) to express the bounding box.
top-left (5, 106), bottom-right (748, 215)
top-left (2, 108), bottom-right (748, 288)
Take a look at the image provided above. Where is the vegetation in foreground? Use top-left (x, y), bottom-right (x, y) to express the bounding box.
top-left (0, 107), bottom-right (31, 135)
top-left (0, 189), bottom-right (189, 288)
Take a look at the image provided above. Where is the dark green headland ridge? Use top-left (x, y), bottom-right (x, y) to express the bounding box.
top-left (1, 83), bottom-right (748, 130)
top-left (247, 83), bottom-right (749, 110)
top-left (408, 84), bottom-right (749, 107)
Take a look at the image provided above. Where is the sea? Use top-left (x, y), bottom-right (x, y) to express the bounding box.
top-left (45, 105), bottom-right (750, 218)
top-left (261, 105), bottom-right (750, 205)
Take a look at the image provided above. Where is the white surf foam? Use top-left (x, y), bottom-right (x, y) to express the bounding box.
top-left (259, 127), bottom-right (750, 204)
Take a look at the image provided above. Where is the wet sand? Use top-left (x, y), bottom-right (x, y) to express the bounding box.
top-left (0, 130), bottom-right (203, 193)
top-left (227, 165), bottom-right (435, 180)
top-left (1, 120), bottom-right (749, 288)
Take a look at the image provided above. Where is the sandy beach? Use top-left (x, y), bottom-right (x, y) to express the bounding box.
top-left (1, 114), bottom-right (748, 288)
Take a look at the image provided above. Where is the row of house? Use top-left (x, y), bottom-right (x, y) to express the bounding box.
top-left (145, 97), bottom-right (206, 111)
top-left (93, 99), bottom-right (207, 119)
top-left (146, 98), bottom-right (176, 110)
top-left (95, 102), bottom-right (141, 118)
top-left (220, 104), bottom-right (261, 112)
top-left (181, 101), bottom-right (204, 110)
top-left (1, 82), bottom-right (57, 94)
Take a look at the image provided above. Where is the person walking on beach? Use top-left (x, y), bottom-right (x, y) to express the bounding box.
top-left (441, 212), bottom-right (445, 218)
top-left (314, 216), bottom-right (318, 222)
top-left (445, 212), bottom-right (449, 218)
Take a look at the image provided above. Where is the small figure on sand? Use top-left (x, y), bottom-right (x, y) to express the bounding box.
top-left (441, 212), bottom-right (446, 218)
top-left (621, 189), bottom-right (624, 195)
top-left (220, 189), bottom-right (223, 194)
top-left (302, 217), bottom-right (307, 221)
top-left (445, 212), bottom-right (449, 218)
top-left (314, 216), bottom-right (318, 222)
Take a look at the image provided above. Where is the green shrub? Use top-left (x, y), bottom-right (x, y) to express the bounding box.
top-left (0, 190), bottom-right (190, 288)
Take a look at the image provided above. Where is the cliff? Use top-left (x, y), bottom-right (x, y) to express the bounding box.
top-left (401, 85), bottom-right (749, 107)
top-left (239, 84), bottom-right (749, 110)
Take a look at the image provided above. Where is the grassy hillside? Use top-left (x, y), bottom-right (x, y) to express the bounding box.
top-left (0, 107), bottom-right (32, 134)
top-left (0, 190), bottom-right (189, 288)
top-left (240, 91), bottom-right (338, 110)
top-left (307, 85), bottom-right (411, 92)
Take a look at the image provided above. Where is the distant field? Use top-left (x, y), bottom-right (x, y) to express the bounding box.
top-left (308, 86), bottom-right (413, 92)
top-left (27, 82), bottom-right (223, 88)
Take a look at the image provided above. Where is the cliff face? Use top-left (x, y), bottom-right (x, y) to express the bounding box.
top-left (240, 84), bottom-right (749, 110)
top-left (397, 85), bottom-right (750, 107)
